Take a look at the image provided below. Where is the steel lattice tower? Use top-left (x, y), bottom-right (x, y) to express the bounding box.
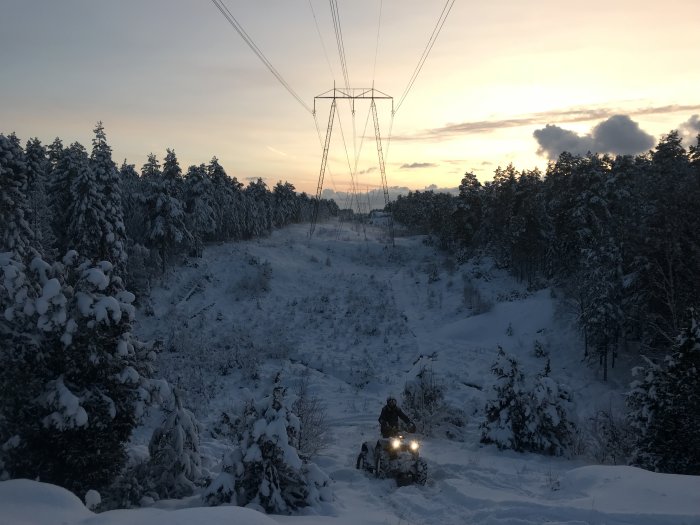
top-left (309, 87), bottom-right (395, 245)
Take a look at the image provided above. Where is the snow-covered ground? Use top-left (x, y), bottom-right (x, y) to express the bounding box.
top-left (3, 221), bottom-right (700, 525)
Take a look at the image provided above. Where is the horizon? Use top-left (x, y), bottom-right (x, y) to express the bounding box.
top-left (2, 0), bottom-right (699, 194)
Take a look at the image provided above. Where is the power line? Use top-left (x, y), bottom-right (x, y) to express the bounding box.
top-left (395, 0), bottom-right (456, 114)
top-left (372, 0), bottom-right (383, 89)
top-left (308, 0), bottom-right (336, 81)
top-left (210, 0), bottom-right (313, 114)
top-left (329, 0), bottom-right (351, 91)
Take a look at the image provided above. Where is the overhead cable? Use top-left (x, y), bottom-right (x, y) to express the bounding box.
top-left (210, 0), bottom-right (313, 114)
top-left (372, 0), bottom-right (383, 89)
top-left (308, 0), bottom-right (336, 80)
top-left (395, 0), bottom-right (456, 114)
top-left (329, 0), bottom-right (351, 91)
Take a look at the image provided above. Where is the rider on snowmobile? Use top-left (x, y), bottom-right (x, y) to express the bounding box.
top-left (378, 396), bottom-right (415, 438)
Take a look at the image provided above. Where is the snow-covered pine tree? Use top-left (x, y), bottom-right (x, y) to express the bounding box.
top-left (0, 251), bottom-right (42, 482)
top-left (0, 133), bottom-right (37, 260)
top-left (627, 312), bottom-right (700, 474)
top-left (66, 142), bottom-right (107, 263)
top-left (690, 133), bottom-right (700, 175)
top-left (272, 181), bottom-right (299, 228)
top-left (0, 250), bottom-right (158, 496)
top-left (161, 148), bottom-right (185, 201)
top-left (24, 138), bottom-right (55, 259)
top-left (455, 170), bottom-right (483, 247)
top-left (528, 360), bottom-right (574, 455)
top-left (207, 157), bottom-right (243, 241)
top-left (480, 346), bottom-right (528, 451)
top-left (47, 137), bottom-right (64, 172)
top-left (481, 348), bottom-right (574, 455)
top-left (204, 385), bottom-right (331, 514)
top-left (141, 153), bottom-right (161, 180)
top-left (119, 160), bottom-right (142, 241)
top-left (90, 122), bottom-right (127, 276)
top-left (119, 160), bottom-right (154, 296)
top-left (142, 152), bottom-right (189, 273)
top-left (147, 389), bottom-right (203, 498)
top-left (184, 163), bottom-right (216, 257)
top-left (244, 179), bottom-right (273, 238)
top-left (49, 142), bottom-right (89, 256)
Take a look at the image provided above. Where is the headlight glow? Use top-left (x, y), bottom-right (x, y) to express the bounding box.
top-left (410, 440), bottom-right (419, 451)
top-left (391, 438), bottom-right (401, 449)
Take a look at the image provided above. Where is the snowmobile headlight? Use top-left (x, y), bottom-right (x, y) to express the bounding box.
top-left (391, 438), bottom-right (401, 449)
top-left (410, 440), bottom-right (419, 451)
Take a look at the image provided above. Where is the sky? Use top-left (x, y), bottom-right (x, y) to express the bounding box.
top-left (1, 0), bottom-right (700, 196)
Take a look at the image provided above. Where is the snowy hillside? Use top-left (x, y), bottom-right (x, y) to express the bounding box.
top-left (3, 222), bottom-right (700, 525)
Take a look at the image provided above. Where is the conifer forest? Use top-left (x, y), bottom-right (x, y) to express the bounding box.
top-left (1, 124), bottom-right (699, 522)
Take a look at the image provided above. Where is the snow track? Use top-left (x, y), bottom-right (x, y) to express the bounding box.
top-left (126, 222), bottom-right (700, 525)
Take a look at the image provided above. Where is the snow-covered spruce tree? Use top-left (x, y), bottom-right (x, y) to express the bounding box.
top-left (243, 179), bottom-right (273, 238)
top-left (119, 160), bottom-right (143, 243)
top-left (142, 152), bottom-right (190, 273)
top-left (480, 347), bottom-right (529, 450)
top-left (24, 138), bottom-right (55, 259)
top-left (90, 122), bottom-right (127, 276)
top-left (49, 142), bottom-right (89, 256)
top-left (203, 385), bottom-right (331, 514)
top-left (481, 348), bottom-right (574, 455)
top-left (119, 160), bottom-right (154, 297)
top-left (0, 250), bottom-right (158, 496)
top-left (627, 312), bottom-right (700, 474)
top-left (272, 181), bottom-right (299, 228)
top-left (0, 133), bottom-right (38, 260)
top-left (47, 137), bottom-right (64, 172)
top-left (528, 360), bottom-right (575, 455)
top-left (0, 253), bottom-right (40, 481)
top-left (207, 156), bottom-right (243, 241)
top-left (147, 389), bottom-right (203, 498)
top-left (66, 142), bottom-right (106, 262)
top-left (184, 163), bottom-right (216, 257)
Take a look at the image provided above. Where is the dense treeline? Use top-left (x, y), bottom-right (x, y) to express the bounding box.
top-left (390, 131), bottom-right (700, 378)
top-left (3, 123), bottom-right (338, 293)
top-left (389, 131), bottom-right (700, 474)
top-left (0, 123), bottom-right (337, 498)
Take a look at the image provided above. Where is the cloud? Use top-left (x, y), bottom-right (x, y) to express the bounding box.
top-left (591, 115), bottom-right (655, 155)
top-left (423, 184), bottom-right (459, 195)
top-left (679, 114), bottom-right (700, 144)
top-left (266, 145), bottom-right (288, 157)
top-left (358, 166), bottom-right (376, 175)
top-left (685, 114), bottom-right (700, 132)
top-left (533, 125), bottom-right (594, 158)
top-left (533, 115), bottom-right (655, 159)
top-left (400, 162), bottom-right (437, 169)
top-left (391, 103), bottom-right (700, 142)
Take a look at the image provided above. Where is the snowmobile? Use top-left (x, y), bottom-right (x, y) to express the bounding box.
top-left (356, 431), bottom-right (428, 486)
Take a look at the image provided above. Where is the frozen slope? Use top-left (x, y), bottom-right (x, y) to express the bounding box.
top-left (3, 221), bottom-right (699, 525)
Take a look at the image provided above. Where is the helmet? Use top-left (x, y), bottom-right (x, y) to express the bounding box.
top-left (386, 396), bottom-right (397, 406)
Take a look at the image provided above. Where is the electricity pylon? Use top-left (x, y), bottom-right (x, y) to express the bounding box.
top-left (309, 87), bottom-right (395, 245)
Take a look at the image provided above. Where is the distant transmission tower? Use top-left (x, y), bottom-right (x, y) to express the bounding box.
top-left (309, 87), bottom-right (395, 245)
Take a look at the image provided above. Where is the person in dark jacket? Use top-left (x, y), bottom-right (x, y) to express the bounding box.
top-left (378, 396), bottom-right (415, 438)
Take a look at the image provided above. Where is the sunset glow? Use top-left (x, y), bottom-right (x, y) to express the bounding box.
top-left (1, 0), bottom-right (699, 195)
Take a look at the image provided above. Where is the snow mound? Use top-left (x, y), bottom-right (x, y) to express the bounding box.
top-left (559, 465), bottom-right (700, 516)
top-left (0, 479), bottom-right (279, 525)
top-left (0, 479), bottom-right (93, 525)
